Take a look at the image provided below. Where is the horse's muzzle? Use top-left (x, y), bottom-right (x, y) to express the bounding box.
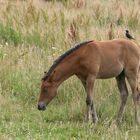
top-left (38, 102), bottom-right (46, 111)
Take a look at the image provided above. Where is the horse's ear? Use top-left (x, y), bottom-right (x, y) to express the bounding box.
top-left (50, 70), bottom-right (56, 77)
top-left (53, 70), bottom-right (56, 74)
top-left (45, 81), bottom-right (51, 86)
top-left (49, 70), bottom-right (56, 82)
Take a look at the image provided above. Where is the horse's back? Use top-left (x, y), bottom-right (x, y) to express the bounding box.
top-left (84, 39), bottom-right (140, 79)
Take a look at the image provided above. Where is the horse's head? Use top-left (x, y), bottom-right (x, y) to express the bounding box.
top-left (37, 75), bottom-right (58, 111)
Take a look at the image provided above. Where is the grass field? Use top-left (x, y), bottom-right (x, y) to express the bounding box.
top-left (0, 0), bottom-right (140, 139)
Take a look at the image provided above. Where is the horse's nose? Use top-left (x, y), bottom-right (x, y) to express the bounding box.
top-left (38, 102), bottom-right (46, 111)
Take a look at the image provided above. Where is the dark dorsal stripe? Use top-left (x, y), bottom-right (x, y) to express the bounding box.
top-left (42, 40), bottom-right (93, 80)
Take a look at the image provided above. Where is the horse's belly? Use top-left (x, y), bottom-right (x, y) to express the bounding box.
top-left (97, 63), bottom-right (124, 79)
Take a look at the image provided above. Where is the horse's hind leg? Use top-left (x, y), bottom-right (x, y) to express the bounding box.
top-left (116, 71), bottom-right (128, 125)
top-left (126, 68), bottom-right (140, 125)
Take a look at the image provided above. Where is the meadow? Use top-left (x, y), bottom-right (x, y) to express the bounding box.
top-left (0, 0), bottom-right (140, 139)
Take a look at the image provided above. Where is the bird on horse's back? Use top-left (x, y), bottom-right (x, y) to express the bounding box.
top-left (38, 38), bottom-right (140, 125)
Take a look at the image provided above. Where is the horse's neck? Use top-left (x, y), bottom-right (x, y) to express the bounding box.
top-left (52, 59), bottom-right (76, 86)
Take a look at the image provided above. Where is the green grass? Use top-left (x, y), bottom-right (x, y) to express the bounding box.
top-left (0, 0), bottom-right (140, 139)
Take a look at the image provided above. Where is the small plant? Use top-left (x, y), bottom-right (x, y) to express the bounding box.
top-left (73, 0), bottom-right (85, 9)
top-left (60, 10), bottom-right (66, 33)
top-left (117, 8), bottom-right (124, 25)
top-left (0, 23), bottom-right (22, 46)
top-left (68, 20), bottom-right (79, 41)
top-left (23, 2), bottom-right (37, 27)
top-left (94, 4), bottom-right (102, 20)
top-left (128, 12), bottom-right (139, 30)
top-left (108, 23), bottom-right (114, 40)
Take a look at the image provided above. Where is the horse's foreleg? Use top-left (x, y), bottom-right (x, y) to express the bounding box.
top-left (80, 80), bottom-right (91, 121)
top-left (86, 75), bottom-right (98, 124)
top-left (116, 72), bottom-right (128, 125)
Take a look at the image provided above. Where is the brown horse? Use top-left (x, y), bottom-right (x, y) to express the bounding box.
top-left (38, 39), bottom-right (140, 125)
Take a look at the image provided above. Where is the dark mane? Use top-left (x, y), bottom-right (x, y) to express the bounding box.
top-left (42, 40), bottom-right (93, 80)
